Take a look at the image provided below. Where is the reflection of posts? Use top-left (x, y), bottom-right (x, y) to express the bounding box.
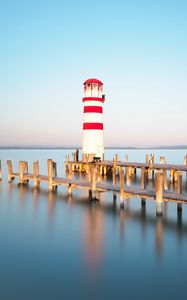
top-left (156, 172), bottom-right (163, 216)
top-left (156, 218), bottom-right (163, 258)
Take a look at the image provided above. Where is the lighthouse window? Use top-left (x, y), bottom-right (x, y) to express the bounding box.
top-left (87, 84), bottom-right (90, 88)
top-left (93, 83), bottom-right (97, 89)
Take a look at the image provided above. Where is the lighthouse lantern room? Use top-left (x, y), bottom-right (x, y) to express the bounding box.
top-left (82, 78), bottom-right (105, 162)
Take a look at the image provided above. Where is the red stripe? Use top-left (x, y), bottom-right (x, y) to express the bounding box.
top-left (82, 97), bottom-right (104, 103)
top-left (83, 123), bottom-right (103, 130)
top-left (84, 106), bottom-right (103, 113)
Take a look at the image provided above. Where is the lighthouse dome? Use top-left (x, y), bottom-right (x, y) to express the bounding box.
top-left (84, 78), bottom-right (103, 86)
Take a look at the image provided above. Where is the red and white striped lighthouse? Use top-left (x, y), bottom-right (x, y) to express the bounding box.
top-left (82, 78), bottom-right (105, 162)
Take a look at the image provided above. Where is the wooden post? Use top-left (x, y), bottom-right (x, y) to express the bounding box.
top-left (170, 169), bottom-right (174, 183)
top-left (65, 155), bottom-right (69, 175)
top-left (184, 154), bottom-right (187, 181)
top-left (148, 159), bottom-right (153, 180)
top-left (151, 153), bottom-right (155, 164)
top-left (174, 171), bottom-right (178, 183)
top-left (141, 167), bottom-right (146, 205)
top-left (112, 159), bottom-right (116, 185)
top-left (125, 154), bottom-right (128, 162)
top-left (69, 163), bottom-right (73, 176)
top-left (163, 169), bottom-right (168, 191)
top-left (91, 165), bottom-right (97, 200)
top-left (104, 166), bottom-right (107, 175)
top-left (99, 165), bottom-right (103, 176)
top-left (19, 161), bottom-right (25, 184)
top-left (68, 183), bottom-right (72, 195)
top-left (33, 161), bottom-right (39, 188)
top-left (23, 161), bottom-right (28, 174)
top-left (156, 172), bottom-right (163, 216)
top-left (146, 154), bottom-right (149, 164)
top-left (177, 172), bottom-right (182, 211)
top-left (120, 167), bottom-right (124, 192)
top-left (115, 154), bottom-right (119, 161)
top-left (0, 160), bottom-right (2, 181)
top-left (53, 161), bottom-right (57, 178)
top-left (120, 166), bottom-right (125, 207)
top-left (88, 164), bottom-right (91, 181)
top-left (126, 166), bottom-right (130, 186)
top-left (96, 165), bottom-right (101, 182)
top-left (7, 160), bottom-right (13, 182)
top-left (75, 148), bottom-right (79, 162)
top-left (47, 159), bottom-right (53, 191)
top-left (141, 167), bottom-right (146, 190)
top-left (23, 161), bottom-right (29, 183)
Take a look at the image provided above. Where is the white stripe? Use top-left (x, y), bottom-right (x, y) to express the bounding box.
top-left (83, 101), bottom-right (103, 107)
top-left (83, 113), bottom-right (103, 123)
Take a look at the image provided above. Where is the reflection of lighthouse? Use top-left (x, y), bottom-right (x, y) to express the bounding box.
top-left (82, 78), bottom-right (105, 162)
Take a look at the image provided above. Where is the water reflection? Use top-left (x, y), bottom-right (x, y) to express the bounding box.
top-left (155, 217), bottom-right (163, 258)
top-left (83, 204), bottom-right (103, 275)
top-left (5, 181), bottom-right (187, 266)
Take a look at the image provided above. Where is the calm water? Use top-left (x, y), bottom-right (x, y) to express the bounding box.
top-left (0, 149), bottom-right (187, 300)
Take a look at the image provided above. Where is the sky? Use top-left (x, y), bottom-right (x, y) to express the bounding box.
top-left (0, 0), bottom-right (186, 147)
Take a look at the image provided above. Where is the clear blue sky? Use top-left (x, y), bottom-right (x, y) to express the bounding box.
top-left (0, 0), bottom-right (186, 147)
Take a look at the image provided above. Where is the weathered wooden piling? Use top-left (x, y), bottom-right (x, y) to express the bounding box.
top-left (174, 171), bottom-right (178, 183)
top-left (47, 159), bottom-right (53, 191)
top-left (75, 148), bottom-right (79, 162)
top-left (177, 172), bottom-right (182, 211)
top-left (146, 154), bottom-right (149, 164)
top-left (19, 161), bottom-right (24, 184)
top-left (170, 169), bottom-right (174, 183)
top-left (68, 183), bottom-right (72, 195)
top-left (163, 170), bottom-right (168, 191)
top-left (7, 160), bottom-right (13, 182)
top-left (141, 167), bottom-right (146, 205)
top-left (65, 155), bottom-right (69, 175)
top-left (155, 172), bottom-right (163, 216)
top-left (112, 159), bottom-right (117, 185)
top-left (120, 166), bottom-right (125, 207)
top-left (148, 159), bottom-right (153, 180)
top-left (141, 167), bottom-right (146, 189)
top-left (23, 161), bottom-right (28, 174)
top-left (33, 161), bottom-right (39, 188)
top-left (126, 166), bottom-right (130, 186)
top-left (91, 165), bottom-right (97, 200)
top-left (53, 161), bottom-right (57, 178)
top-left (184, 154), bottom-right (187, 180)
top-left (96, 165), bottom-right (101, 182)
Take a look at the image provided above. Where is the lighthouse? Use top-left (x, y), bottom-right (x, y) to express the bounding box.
top-left (82, 78), bottom-right (105, 162)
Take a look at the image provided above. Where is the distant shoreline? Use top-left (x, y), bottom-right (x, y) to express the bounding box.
top-left (0, 146), bottom-right (187, 150)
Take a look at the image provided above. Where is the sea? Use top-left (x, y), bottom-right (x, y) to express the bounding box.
top-left (0, 149), bottom-right (187, 300)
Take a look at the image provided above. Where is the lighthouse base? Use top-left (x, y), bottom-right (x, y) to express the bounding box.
top-left (82, 153), bottom-right (104, 163)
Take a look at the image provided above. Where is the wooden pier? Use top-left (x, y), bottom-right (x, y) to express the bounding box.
top-left (3, 154), bottom-right (187, 216)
